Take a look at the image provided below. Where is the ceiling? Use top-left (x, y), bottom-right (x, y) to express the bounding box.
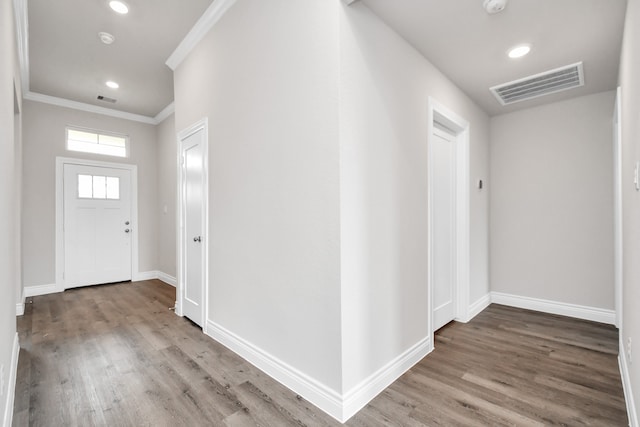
top-left (360, 0), bottom-right (628, 116)
top-left (27, 0), bottom-right (213, 118)
top-left (24, 0), bottom-right (627, 119)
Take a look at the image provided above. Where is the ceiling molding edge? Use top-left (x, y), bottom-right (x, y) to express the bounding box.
top-left (154, 102), bottom-right (175, 123)
top-left (13, 0), bottom-right (29, 94)
top-left (165, 0), bottom-right (238, 71)
top-left (343, 0), bottom-right (360, 5)
top-left (24, 92), bottom-right (158, 125)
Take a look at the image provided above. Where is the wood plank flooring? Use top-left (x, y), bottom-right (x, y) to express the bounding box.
top-left (12, 280), bottom-right (628, 426)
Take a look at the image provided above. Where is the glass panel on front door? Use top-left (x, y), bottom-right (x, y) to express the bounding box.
top-left (77, 174), bottom-right (120, 200)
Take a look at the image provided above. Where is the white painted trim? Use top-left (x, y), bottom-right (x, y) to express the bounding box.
top-left (613, 86), bottom-right (623, 329)
top-left (24, 92), bottom-right (157, 125)
top-left (620, 335), bottom-right (639, 427)
top-left (466, 294), bottom-right (491, 322)
top-left (177, 118), bottom-right (209, 331)
top-left (207, 320), bottom-right (431, 423)
top-left (135, 270), bottom-right (177, 286)
top-left (55, 157), bottom-right (139, 293)
top-left (13, 0), bottom-right (29, 94)
top-left (166, 0), bottom-right (237, 71)
top-left (15, 288), bottom-right (25, 316)
top-left (491, 292), bottom-right (616, 325)
top-left (154, 102), bottom-right (175, 124)
top-left (427, 97), bottom-right (471, 342)
top-left (341, 337), bottom-right (431, 422)
top-left (2, 333), bottom-right (19, 427)
top-left (24, 283), bottom-right (59, 297)
top-left (134, 271), bottom-right (157, 281)
top-left (157, 271), bottom-right (177, 287)
top-left (25, 272), bottom-right (177, 297)
top-left (206, 320), bottom-right (345, 422)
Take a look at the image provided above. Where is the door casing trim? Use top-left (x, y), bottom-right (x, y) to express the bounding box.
top-left (55, 156), bottom-right (139, 292)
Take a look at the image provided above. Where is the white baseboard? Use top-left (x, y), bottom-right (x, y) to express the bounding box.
top-left (156, 271), bottom-right (177, 287)
top-left (341, 337), bottom-right (431, 422)
top-left (24, 283), bottom-right (59, 298)
top-left (206, 320), bottom-right (431, 423)
top-left (467, 294), bottom-right (492, 322)
top-left (206, 320), bottom-right (344, 421)
top-left (15, 303), bottom-right (24, 317)
top-left (23, 271), bottom-right (177, 298)
top-left (2, 333), bottom-right (19, 427)
top-left (490, 292), bottom-right (615, 325)
top-left (134, 271), bottom-right (157, 281)
top-left (620, 336), bottom-right (639, 427)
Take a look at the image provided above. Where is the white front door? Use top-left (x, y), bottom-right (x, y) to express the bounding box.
top-left (432, 127), bottom-right (457, 331)
top-left (181, 127), bottom-right (205, 326)
top-left (64, 164), bottom-right (132, 288)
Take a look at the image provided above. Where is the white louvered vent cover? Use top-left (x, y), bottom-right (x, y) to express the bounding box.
top-left (490, 62), bottom-right (584, 106)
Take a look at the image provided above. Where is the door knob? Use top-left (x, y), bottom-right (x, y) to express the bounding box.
top-left (193, 236), bottom-right (201, 242)
top-left (125, 229), bottom-right (130, 233)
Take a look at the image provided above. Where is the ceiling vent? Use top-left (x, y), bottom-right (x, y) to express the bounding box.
top-left (97, 95), bottom-right (117, 103)
top-left (490, 62), bottom-right (584, 106)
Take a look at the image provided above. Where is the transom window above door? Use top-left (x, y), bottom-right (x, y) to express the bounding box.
top-left (78, 174), bottom-right (120, 200)
top-left (66, 127), bottom-right (128, 158)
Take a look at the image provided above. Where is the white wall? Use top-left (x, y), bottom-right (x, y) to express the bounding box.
top-left (490, 91), bottom-right (615, 309)
top-left (22, 101), bottom-right (160, 289)
top-left (0, 0), bottom-right (20, 422)
top-left (156, 114), bottom-right (177, 279)
top-left (618, 0), bottom-right (640, 422)
top-left (339, 2), bottom-right (491, 394)
top-left (173, 0), bottom-right (490, 420)
top-left (174, 0), bottom-right (343, 394)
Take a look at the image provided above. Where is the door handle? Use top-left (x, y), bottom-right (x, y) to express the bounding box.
top-left (193, 236), bottom-right (201, 242)
top-left (125, 229), bottom-right (130, 233)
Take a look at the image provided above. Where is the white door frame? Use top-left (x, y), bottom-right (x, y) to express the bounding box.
top-left (427, 97), bottom-right (470, 346)
top-left (55, 156), bottom-right (139, 292)
top-left (176, 118), bottom-right (209, 332)
top-left (613, 87), bottom-right (623, 329)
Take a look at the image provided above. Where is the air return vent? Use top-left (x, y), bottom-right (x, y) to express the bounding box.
top-left (97, 95), bottom-right (117, 103)
top-left (490, 62), bottom-right (584, 106)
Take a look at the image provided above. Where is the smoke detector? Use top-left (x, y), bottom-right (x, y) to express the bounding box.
top-left (483, 0), bottom-right (507, 14)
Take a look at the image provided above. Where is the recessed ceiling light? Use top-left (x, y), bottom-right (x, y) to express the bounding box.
top-left (109, 1), bottom-right (129, 14)
top-left (98, 32), bottom-right (115, 45)
top-left (508, 44), bottom-right (531, 59)
top-left (106, 81), bottom-right (119, 89)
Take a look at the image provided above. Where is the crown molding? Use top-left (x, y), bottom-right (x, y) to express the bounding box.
top-left (13, 0), bottom-right (29, 93)
top-left (14, 0), bottom-right (174, 126)
top-left (166, 0), bottom-right (237, 71)
top-left (154, 102), bottom-right (175, 124)
top-left (24, 92), bottom-right (158, 125)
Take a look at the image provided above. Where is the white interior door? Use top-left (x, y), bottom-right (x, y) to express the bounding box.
top-left (181, 128), bottom-right (205, 326)
top-left (64, 164), bottom-right (132, 288)
top-left (432, 126), bottom-right (457, 331)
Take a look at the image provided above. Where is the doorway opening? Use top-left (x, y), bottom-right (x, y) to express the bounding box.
top-left (427, 98), bottom-right (470, 347)
top-left (177, 118), bottom-right (209, 330)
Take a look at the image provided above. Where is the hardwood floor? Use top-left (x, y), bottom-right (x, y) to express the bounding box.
top-left (13, 280), bottom-right (628, 426)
